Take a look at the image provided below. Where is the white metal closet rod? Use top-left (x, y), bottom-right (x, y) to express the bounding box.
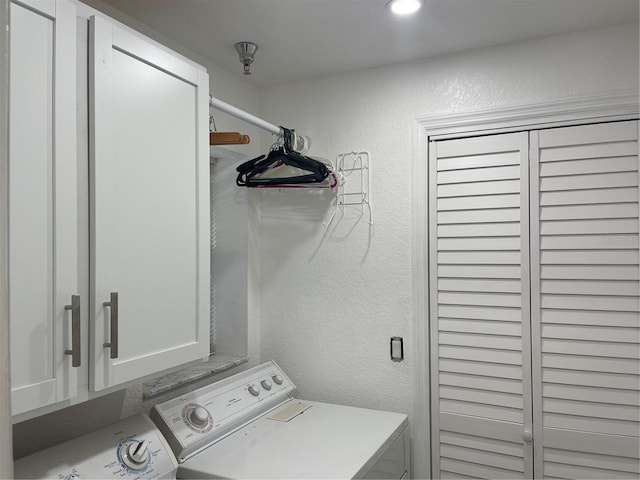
top-left (209, 94), bottom-right (281, 136)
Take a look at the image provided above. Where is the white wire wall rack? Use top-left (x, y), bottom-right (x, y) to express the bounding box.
top-left (336, 151), bottom-right (373, 224)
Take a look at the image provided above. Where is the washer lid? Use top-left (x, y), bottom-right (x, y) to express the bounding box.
top-left (178, 399), bottom-right (409, 479)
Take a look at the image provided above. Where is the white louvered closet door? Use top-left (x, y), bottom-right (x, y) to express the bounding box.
top-left (530, 120), bottom-right (640, 479)
top-left (429, 132), bottom-right (534, 479)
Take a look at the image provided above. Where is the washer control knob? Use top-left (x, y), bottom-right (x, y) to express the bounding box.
top-left (120, 440), bottom-right (150, 471)
top-left (189, 406), bottom-right (210, 428)
top-left (272, 374), bottom-right (283, 385)
top-left (128, 440), bottom-right (149, 464)
top-left (261, 379), bottom-right (272, 390)
top-left (248, 384), bottom-right (261, 396)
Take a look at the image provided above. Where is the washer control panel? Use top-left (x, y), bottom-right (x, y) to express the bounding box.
top-left (150, 360), bottom-right (295, 462)
top-left (14, 414), bottom-right (177, 479)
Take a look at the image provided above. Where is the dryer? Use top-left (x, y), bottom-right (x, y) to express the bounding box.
top-left (150, 360), bottom-right (410, 479)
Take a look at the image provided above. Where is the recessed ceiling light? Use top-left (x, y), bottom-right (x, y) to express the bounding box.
top-left (388, 0), bottom-right (423, 16)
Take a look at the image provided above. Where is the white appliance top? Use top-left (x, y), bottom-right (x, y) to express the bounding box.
top-left (179, 399), bottom-right (408, 479)
top-left (13, 414), bottom-right (178, 480)
top-left (150, 361), bottom-right (408, 479)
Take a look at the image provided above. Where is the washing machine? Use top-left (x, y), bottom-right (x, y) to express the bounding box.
top-left (13, 413), bottom-right (178, 479)
top-left (150, 360), bottom-right (410, 479)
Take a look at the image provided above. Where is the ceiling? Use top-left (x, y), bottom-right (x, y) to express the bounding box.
top-left (98, 0), bottom-right (639, 87)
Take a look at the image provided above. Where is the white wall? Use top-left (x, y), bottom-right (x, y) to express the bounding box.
top-left (256, 21), bottom-right (639, 440)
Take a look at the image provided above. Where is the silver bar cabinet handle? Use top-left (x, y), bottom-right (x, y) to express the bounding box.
top-left (64, 295), bottom-right (81, 367)
top-left (103, 292), bottom-right (119, 359)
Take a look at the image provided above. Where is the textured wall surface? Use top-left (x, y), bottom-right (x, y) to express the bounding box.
top-left (10, 11), bottom-right (639, 469)
top-left (256, 21), bottom-right (639, 437)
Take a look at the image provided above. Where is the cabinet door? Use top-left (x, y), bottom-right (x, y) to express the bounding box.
top-left (530, 121), bottom-right (639, 479)
top-left (9, 0), bottom-right (78, 415)
top-left (89, 16), bottom-right (210, 391)
top-left (429, 132), bottom-right (533, 479)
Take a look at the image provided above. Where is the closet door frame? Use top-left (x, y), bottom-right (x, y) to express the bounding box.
top-left (411, 91), bottom-right (639, 480)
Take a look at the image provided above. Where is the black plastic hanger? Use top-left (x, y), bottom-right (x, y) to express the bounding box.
top-left (236, 128), bottom-right (329, 187)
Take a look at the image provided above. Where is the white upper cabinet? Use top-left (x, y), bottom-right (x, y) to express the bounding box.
top-left (10, 4), bottom-right (210, 417)
top-left (89, 15), bottom-right (210, 391)
top-left (9, 0), bottom-right (79, 415)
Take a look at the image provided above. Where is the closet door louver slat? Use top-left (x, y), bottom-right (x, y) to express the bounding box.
top-left (530, 120), bottom-right (640, 479)
top-left (430, 132), bottom-right (533, 479)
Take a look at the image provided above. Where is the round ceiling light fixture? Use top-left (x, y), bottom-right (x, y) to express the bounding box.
top-left (388, 0), bottom-right (423, 15)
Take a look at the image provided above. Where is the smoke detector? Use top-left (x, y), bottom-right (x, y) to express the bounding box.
top-left (235, 42), bottom-right (259, 75)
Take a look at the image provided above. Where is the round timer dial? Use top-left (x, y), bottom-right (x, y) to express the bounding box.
top-left (182, 403), bottom-right (213, 433)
